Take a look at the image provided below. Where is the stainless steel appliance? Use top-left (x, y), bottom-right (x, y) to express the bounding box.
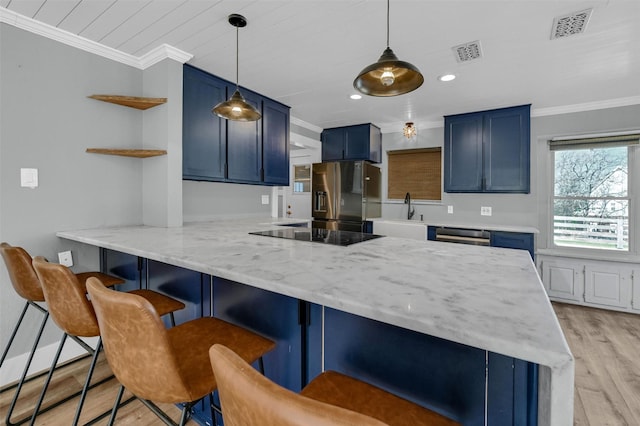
top-left (249, 228), bottom-right (382, 246)
top-left (434, 227), bottom-right (490, 246)
top-left (311, 161), bottom-right (381, 232)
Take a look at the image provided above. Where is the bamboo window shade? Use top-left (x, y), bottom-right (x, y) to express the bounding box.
top-left (388, 148), bottom-right (442, 200)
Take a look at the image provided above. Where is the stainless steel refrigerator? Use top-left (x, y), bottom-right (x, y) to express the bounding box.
top-left (311, 161), bottom-right (381, 232)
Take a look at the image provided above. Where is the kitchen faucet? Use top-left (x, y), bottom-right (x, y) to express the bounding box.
top-left (404, 192), bottom-right (415, 220)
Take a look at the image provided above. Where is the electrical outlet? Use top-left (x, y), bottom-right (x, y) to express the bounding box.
top-left (480, 206), bottom-right (492, 216)
top-left (261, 195), bottom-right (269, 205)
top-left (447, 205), bottom-right (453, 214)
top-left (58, 250), bottom-right (73, 267)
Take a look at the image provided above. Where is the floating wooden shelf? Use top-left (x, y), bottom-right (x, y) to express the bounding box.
top-left (88, 95), bottom-right (167, 110)
top-left (86, 148), bottom-right (167, 158)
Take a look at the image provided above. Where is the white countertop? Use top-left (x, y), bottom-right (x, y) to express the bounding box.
top-left (57, 217), bottom-right (571, 425)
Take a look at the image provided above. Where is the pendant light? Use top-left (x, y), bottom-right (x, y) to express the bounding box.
top-left (212, 14), bottom-right (261, 121)
top-left (353, 0), bottom-right (424, 97)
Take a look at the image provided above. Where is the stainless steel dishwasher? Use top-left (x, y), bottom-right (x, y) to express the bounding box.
top-left (434, 227), bottom-right (491, 246)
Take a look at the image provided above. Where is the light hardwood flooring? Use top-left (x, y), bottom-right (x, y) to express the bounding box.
top-left (1, 303), bottom-right (639, 425)
top-left (553, 302), bottom-right (640, 426)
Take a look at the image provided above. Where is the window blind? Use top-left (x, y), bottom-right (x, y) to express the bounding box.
top-left (387, 148), bottom-right (441, 200)
top-left (549, 132), bottom-right (640, 151)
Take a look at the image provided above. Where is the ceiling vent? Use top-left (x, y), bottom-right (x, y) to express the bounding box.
top-left (551, 9), bottom-right (593, 39)
top-left (452, 41), bottom-right (482, 63)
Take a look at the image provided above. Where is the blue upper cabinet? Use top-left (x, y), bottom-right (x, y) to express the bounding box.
top-left (444, 105), bottom-right (530, 193)
top-left (227, 89), bottom-right (263, 183)
top-left (183, 64), bottom-right (290, 186)
top-left (183, 65), bottom-right (227, 181)
top-left (262, 101), bottom-right (290, 185)
top-left (321, 123), bottom-right (381, 163)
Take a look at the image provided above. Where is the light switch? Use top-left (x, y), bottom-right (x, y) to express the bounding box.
top-left (261, 195), bottom-right (269, 205)
top-left (447, 205), bottom-right (454, 214)
top-left (20, 168), bottom-right (38, 188)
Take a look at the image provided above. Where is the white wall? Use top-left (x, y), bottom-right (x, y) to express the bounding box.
top-left (0, 24), bottom-right (144, 365)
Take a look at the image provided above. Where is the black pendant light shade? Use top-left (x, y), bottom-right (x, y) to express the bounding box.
top-left (353, 0), bottom-right (424, 97)
top-left (212, 14), bottom-right (261, 121)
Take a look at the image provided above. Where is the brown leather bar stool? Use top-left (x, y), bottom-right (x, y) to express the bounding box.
top-left (0, 242), bottom-right (125, 426)
top-left (86, 277), bottom-right (276, 426)
top-left (31, 256), bottom-right (186, 426)
top-left (209, 344), bottom-right (461, 426)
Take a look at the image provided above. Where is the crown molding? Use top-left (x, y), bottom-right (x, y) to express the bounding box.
top-left (0, 7), bottom-right (192, 69)
top-left (290, 116), bottom-right (323, 134)
top-left (531, 96), bottom-right (640, 117)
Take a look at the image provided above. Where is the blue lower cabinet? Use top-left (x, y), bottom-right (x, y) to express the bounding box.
top-left (101, 248), bottom-right (145, 293)
top-left (490, 231), bottom-right (534, 260)
top-left (316, 308), bottom-right (538, 426)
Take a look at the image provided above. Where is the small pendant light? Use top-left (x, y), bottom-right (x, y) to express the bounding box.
top-left (212, 14), bottom-right (261, 121)
top-left (353, 0), bottom-right (424, 97)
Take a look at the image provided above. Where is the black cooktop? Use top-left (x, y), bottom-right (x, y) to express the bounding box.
top-left (249, 228), bottom-right (383, 246)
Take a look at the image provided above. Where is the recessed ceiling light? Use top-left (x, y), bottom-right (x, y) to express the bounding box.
top-left (350, 94), bottom-right (362, 100)
top-left (438, 74), bottom-right (456, 82)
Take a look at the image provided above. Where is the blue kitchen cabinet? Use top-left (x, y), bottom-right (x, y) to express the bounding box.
top-left (444, 105), bottom-right (530, 193)
top-left (262, 100), bottom-right (290, 185)
top-left (227, 89), bottom-right (263, 183)
top-left (183, 64), bottom-right (290, 186)
top-left (183, 65), bottom-right (227, 181)
top-left (490, 231), bottom-right (535, 260)
top-left (321, 123), bottom-right (382, 163)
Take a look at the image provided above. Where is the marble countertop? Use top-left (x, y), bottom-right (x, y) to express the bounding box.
top-left (57, 217), bottom-right (572, 425)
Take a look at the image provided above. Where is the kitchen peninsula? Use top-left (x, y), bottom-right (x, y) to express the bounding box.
top-left (57, 218), bottom-right (573, 426)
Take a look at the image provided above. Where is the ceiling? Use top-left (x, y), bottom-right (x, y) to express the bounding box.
top-left (2, 0), bottom-right (639, 132)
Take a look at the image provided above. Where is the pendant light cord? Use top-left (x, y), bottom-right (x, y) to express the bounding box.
top-left (235, 25), bottom-right (240, 90)
top-left (386, 0), bottom-right (390, 48)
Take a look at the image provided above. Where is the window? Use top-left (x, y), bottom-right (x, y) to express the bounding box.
top-left (293, 164), bottom-right (311, 193)
top-left (387, 148), bottom-right (441, 200)
top-left (550, 133), bottom-right (638, 251)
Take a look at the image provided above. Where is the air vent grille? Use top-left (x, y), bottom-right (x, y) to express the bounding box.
top-left (551, 9), bottom-right (593, 39)
top-left (453, 41), bottom-right (482, 63)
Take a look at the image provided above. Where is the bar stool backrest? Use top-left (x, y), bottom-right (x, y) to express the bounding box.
top-left (0, 242), bottom-right (45, 302)
top-left (32, 257), bottom-right (100, 338)
top-left (209, 344), bottom-right (388, 426)
top-left (86, 277), bottom-right (191, 403)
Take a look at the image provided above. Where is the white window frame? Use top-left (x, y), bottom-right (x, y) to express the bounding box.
top-left (548, 131), bottom-right (639, 256)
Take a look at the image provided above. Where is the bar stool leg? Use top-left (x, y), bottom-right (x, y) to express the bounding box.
top-left (27, 332), bottom-right (68, 426)
top-left (4, 308), bottom-right (49, 426)
top-left (0, 302), bottom-right (29, 366)
top-left (107, 385), bottom-right (125, 426)
top-left (71, 339), bottom-right (103, 426)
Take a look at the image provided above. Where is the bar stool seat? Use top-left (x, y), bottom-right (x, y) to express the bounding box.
top-left (86, 277), bottom-right (276, 426)
top-left (209, 344), bottom-right (461, 426)
top-left (30, 256), bottom-right (185, 426)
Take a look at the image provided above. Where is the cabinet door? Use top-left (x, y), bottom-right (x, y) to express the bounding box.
top-left (262, 100), bottom-right (290, 185)
top-left (322, 128), bottom-right (345, 161)
top-left (183, 65), bottom-right (227, 181)
top-left (490, 231), bottom-right (534, 260)
top-left (483, 105), bottom-right (530, 193)
top-left (541, 259), bottom-right (583, 302)
top-left (444, 113), bottom-right (483, 192)
top-left (227, 90), bottom-right (263, 183)
top-left (584, 265), bottom-right (632, 309)
top-left (633, 272), bottom-right (640, 311)
top-left (344, 125), bottom-right (370, 160)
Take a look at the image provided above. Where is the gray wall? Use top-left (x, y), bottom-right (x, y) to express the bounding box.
top-left (183, 181), bottom-right (272, 221)
top-left (380, 105), bottom-right (640, 250)
top-left (0, 25), bottom-right (144, 357)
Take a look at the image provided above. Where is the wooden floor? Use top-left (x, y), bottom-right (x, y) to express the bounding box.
top-left (0, 351), bottom-right (196, 425)
top-left (553, 302), bottom-right (640, 426)
top-left (1, 302), bottom-right (638, 425)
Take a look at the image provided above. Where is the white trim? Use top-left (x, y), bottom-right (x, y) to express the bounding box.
top-left (551, 129), bottom-right (640, 141)
top-left (0, 7), bottom-right (192, 70)
top-left (532, 96), bottom-right (640, 117)
top-left (290, 116), bottom-right (323, 134)
top-left (0, 336), bottom-right (99, 388)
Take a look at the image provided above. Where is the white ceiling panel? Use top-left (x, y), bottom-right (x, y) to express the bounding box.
top-left (2, 0), bottom-right (639, 130)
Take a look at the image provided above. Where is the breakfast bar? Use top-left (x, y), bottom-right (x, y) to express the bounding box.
top-left (57, 218), bottom-right (573, 426)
